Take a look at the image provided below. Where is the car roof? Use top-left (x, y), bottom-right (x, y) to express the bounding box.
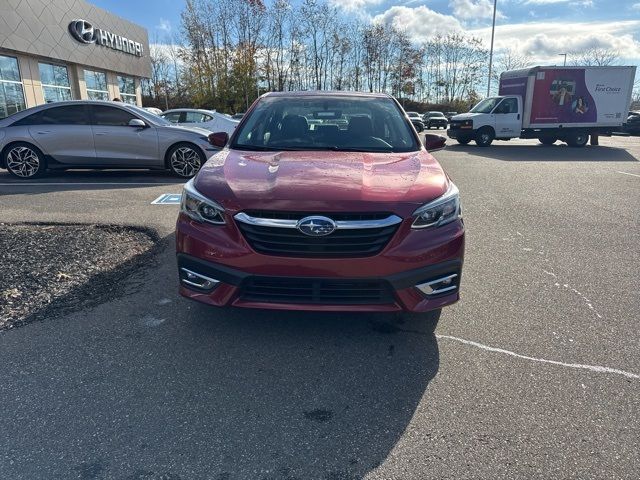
top-left (262, 90), bottom-right (392, 99)
top-left (162, 108), bottom-right (216, 115)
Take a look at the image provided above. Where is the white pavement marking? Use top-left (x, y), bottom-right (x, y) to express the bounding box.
top-left (151, 193), bottom-right (182, 205)
top-left (436, 334), bottom-right (640, 380)
top-left (0, 182), bottom-right (182, 186)
top-left (544, 269), bottom-right (602, 319)
top-left (617, 171), bottom-right (640, 178)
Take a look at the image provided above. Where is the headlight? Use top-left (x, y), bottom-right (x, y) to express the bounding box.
top-left (181, 178), bottom-right (226, 225)
top-left (412, 182), bottom-right (461, 229)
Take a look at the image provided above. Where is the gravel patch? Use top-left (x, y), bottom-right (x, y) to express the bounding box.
top-left (0, 223), bottom-right (159, 330)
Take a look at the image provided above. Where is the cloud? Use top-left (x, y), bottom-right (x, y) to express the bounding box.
top-left (329, 0), bottom-right (383, 12)
top-left (524, 0), bottom-right (592, 4)
top-left (449, 0), bottom-right (504, 20)
top-left (373, 5), bottom-right (462, 40)
top-left (632, 2), bottom-right (640, 9)
top-left (469, 20), bottom-right (640, 63)
top-left (156, 18), bottom-right (171, 33)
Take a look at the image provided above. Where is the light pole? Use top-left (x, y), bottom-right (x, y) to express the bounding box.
top-left (558, 53), bottom-right (567, 66)
top-left (486, 0), bottom-right (498, 97)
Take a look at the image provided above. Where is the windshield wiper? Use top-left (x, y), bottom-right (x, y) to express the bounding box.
top-left (233, 145), bottom-right (302, 151)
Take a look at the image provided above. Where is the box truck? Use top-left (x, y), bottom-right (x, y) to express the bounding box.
top-left (447, 66), bottom-right (637, 147)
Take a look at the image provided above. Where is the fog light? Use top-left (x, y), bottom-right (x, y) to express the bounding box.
top-left (415, 274), bottom-right (458, 296)
top-left (180, 268), bottom-right (219, 290)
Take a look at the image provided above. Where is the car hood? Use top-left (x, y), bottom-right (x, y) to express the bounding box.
top-left (163, 124), bottom-right (212, 136)
top-left (193, 149), bottom-right (449, 215)
top-left (451, 112), bottom-right (484, 121)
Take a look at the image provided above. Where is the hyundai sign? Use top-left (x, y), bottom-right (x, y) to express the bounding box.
top-left (68, 19), bottom-right (144, 57)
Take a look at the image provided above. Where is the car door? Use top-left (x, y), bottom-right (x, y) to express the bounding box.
top-left (493, 97), bottom-right (521, 138)
top-left (26, 104), bottom-right (96, 165)
top-left (90, 105), bottom-right (159, 166)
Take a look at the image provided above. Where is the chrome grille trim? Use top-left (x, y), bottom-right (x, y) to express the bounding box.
top-left (234, 212), bottom-right (403, 230)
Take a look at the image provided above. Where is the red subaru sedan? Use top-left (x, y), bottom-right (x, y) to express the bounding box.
top-left (176, 91), bottom-right (464, 314)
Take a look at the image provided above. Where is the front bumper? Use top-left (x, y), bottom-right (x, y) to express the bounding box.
top-left (176, 214), bottom-right (465, 312)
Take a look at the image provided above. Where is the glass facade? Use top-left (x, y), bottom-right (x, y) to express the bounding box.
top-left (0, 55), bottom-right (26, 119)
top-left (117, 75), bottom-right (136, 104)
top-left (84, 69), bottom-right (109, 101)
top-left (39, 62), bottom-right (72, 103)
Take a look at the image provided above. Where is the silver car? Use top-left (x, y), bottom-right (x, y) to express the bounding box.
top-left (0, 101), bottom-right (217, 179)
top-left (160, 108), bottom-right (239, 135)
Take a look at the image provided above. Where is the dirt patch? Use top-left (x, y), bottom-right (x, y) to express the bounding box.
top-left (0, 223), bottom-right (160, 330)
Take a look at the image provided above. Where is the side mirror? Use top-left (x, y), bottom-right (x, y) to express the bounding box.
top-left (208, 131), bottom-right (229, 148)
top-left (424, 133), bottom-right (446, 152)
top-left (128, 119), bottom-right (147, 128)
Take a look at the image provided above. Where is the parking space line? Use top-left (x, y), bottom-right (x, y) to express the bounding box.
top-left (436, 334), bottom-right (640, 380)
top-left (617, 171), bottom-right (640, 178)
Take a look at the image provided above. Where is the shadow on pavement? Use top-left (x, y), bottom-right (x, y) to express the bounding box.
top-left (0, 169), bottom-right (186, 196)
top-left (0, 232), bottom-right (441, 479)
top-left (446, 143), bottom-right (639, 162)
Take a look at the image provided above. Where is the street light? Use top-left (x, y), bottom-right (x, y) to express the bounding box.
top-left (558, 53), bottom-right (567, 66)
top-left (487, 0), bottom-right (498, 97)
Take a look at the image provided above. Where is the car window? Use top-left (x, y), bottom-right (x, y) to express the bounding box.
top-left (495, 98), bottom-right (518, 114)
top-left (184, 112), bottom-right (206, 123)
top-left (11, 111), bottom-right (43, 126)
top-left (34, 105), bottom-right (88, 125)
top-left (202, 114), bottom-right (213, 122)
top-left (163, 112), bottom-right (182, 124)
top-left (92, 105), bottom-right (137, 126)
top-left (232, 95), bottom-right (420, 153)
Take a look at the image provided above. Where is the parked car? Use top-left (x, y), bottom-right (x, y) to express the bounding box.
top-left (161, 108), bottom-right (239, 135)
top-left (231, 113), bottom-right (245, 120)
top-left (423, 111), bottom-right (448, 129)
top-left (622, 111), bottom-right (640, 136)
top-left (445, 111), bottom-right (458, 120)
top-left (144, 107), bottom-right (163, 116)
top-left (0, 101), bottom-right (217, 178)
top-left (405, 111), bottom-right (425, 132)
top-left (176, 91), bottom-right (464, 314)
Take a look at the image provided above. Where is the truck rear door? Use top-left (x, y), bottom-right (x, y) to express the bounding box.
top-left (493, 97), bottom-right (521, 138)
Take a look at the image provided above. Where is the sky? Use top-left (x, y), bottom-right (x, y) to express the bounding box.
top-left (91, 0), bottom-right (640, 69)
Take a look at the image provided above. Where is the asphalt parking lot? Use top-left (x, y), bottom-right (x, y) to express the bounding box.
top-left (0, 136), bottom-right (639, 479)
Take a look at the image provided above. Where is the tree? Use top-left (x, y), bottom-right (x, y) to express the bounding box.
top-left (570, 47), bottom-right (619, 66)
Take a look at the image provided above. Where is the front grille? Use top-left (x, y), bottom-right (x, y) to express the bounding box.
top-left (239, 276), bottom-right (395, 305)
top-left (236, 211), bottom-right (400, 258)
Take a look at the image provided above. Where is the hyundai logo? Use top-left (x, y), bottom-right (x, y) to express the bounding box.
top-left (296, 216), bottom-right (337, 237)
top-left (69, 19), bottom-right (96, 44)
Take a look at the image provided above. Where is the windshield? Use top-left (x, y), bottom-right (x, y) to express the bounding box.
top-left (427, 112), bottom-right (445, 117)
top-left (470, 97), bottom-right (502, 114)
top-left (129, 105), bottom-right (172, 126)
top-left (231, 95), bottom-right (420, 153)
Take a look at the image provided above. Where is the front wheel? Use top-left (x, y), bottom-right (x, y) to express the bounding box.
top-left (4, 143), bottom-right (47, 178)
top-left (167, 143), bottom-right (205, 178)
top-left (456, 136), bottom-right (472, 145)
top-left (475, 128), bottom-right (494, 147)
top-left (538, 137), bottom-right (557, 145)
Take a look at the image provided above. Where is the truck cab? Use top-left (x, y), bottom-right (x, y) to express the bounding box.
top-left (448, 96), bottom-right (522, 146)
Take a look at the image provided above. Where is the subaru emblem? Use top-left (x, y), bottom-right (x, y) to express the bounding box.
top-left (296, 216), bottom-right (337, 237)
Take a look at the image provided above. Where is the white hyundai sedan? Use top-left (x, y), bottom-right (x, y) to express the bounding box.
top-left (161, 108), bottom-right (239, 135)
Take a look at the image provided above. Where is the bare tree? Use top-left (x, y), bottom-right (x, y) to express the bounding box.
top-left (570, 47), bottom-right (619, 66)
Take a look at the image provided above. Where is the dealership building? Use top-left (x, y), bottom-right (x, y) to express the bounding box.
top-left (0, 0), bottom-right (151, 119)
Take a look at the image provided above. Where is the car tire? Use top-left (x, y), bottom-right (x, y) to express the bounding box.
top-left (456, 136), bottom-right (472, 145)
top-left (538, 137), bottom-right (557, 145)
top-left (475, 127), bottom-right (494, 147)
top-left (3, 142), bottom-right (47, 179)
top-left (566, 132), bottom-right (588, 148)
top-left (167, 143), bottom-right (205, 178)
